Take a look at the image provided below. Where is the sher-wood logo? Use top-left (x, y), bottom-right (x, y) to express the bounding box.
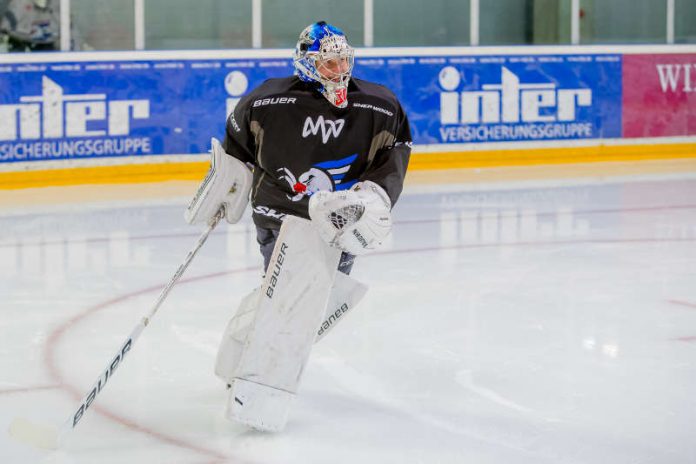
top-left (438, 66), bottom-right (594, 143)
top-left (0, 76), bottom-right (151, 161)
top-left (302, 116), bottom-right (345, 144)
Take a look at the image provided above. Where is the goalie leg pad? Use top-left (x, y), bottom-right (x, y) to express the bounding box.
top-left (214, 287), bottom-right (261, 384)
top-left (215, 262), bottom-right (368, 385)
top-left (226, 379), bottom-right (294, 432)
top-left (316, 270), bottom-right (368, 342)
top-left (226, 215), bottom-right (341, 431)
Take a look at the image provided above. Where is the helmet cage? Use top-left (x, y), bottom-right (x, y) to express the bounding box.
top-left (294, 23), bottom-right (354, 108)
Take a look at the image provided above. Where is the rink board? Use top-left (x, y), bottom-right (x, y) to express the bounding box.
top-left (0, 46), bottom-right (695, 187)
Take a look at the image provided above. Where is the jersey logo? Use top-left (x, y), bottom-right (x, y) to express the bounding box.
top-left (253, 206), bottom-right (287, 220)
top-left (302, 116), bottom-right (345, 144)
top-left (277, 153), bottom-right (358, 201)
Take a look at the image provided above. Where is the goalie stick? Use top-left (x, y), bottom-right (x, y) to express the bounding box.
top-left (8, 208), bottom-right (225, 450)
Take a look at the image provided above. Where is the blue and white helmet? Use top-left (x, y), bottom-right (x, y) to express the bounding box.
top-left (293, 21), bottom-right (355, 108)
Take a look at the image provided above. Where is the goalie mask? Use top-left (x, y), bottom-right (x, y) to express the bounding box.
top-left (293, 21), bottom-right (355, 108)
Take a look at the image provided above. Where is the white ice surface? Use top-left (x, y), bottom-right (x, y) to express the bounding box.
top-left (1, 175), bottom-right (696, 464)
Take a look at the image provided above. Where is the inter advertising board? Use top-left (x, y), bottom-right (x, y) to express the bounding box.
top-left (0, 51), bottom-right (646, 164)
top-left (360, 54), bottom-right (622, 145)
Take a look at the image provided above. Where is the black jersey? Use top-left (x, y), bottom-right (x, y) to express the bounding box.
top-left (222, 76), bottom-right (412, 230)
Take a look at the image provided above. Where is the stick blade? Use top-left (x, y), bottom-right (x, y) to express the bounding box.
top-left (8, 417), bottom-right (61, 450)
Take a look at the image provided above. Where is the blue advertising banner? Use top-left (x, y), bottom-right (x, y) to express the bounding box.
top-left (0, 53), bottom-right (622, 163)
top-left (355, 54), bottom-right (622, 145)
top-left (0, 59), bottom-right (291, 163)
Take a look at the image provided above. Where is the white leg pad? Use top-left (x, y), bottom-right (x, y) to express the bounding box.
top-left (316, 271), bottom-right (368, 342)
top-left (214, 287), bottom-right (261, 383)
top-left (226, 379), bottom-right (294, 432)
top-left (215, 271), bottom-right (368, 384)
top-left (215, 261), bottom-right (368, 384)
top-left (227, 215), bottom-right (341, 431)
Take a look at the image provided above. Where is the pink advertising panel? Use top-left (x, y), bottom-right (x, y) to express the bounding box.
top-left (623, 53), bottom-right (696, 138)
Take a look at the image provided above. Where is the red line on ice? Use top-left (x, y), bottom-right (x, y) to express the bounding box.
top-left (4, 202), bottom-right (696, 250)
top-left (667, 300), bottom-right (696, 310)
top-left (672, 336), bottom-right (696, 343)
top-left (40, 237), bottom-right (696, 459)
top-left (0, 384), bottom-right (61, 395)
top-left (43, 267), bottom-right (260, 463)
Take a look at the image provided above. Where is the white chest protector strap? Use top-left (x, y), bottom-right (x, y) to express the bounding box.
top-left (185, 137), bottom-right (252, 225)
top-left (226, 216), bottom-right (341, 431)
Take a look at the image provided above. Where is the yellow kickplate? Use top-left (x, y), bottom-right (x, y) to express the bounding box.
top-left (408, 143), bottom-right (696, 170)
top-left (0, 161), bottom-right (208, 190)
top-left (1, 143), bottom-right (695, 190)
